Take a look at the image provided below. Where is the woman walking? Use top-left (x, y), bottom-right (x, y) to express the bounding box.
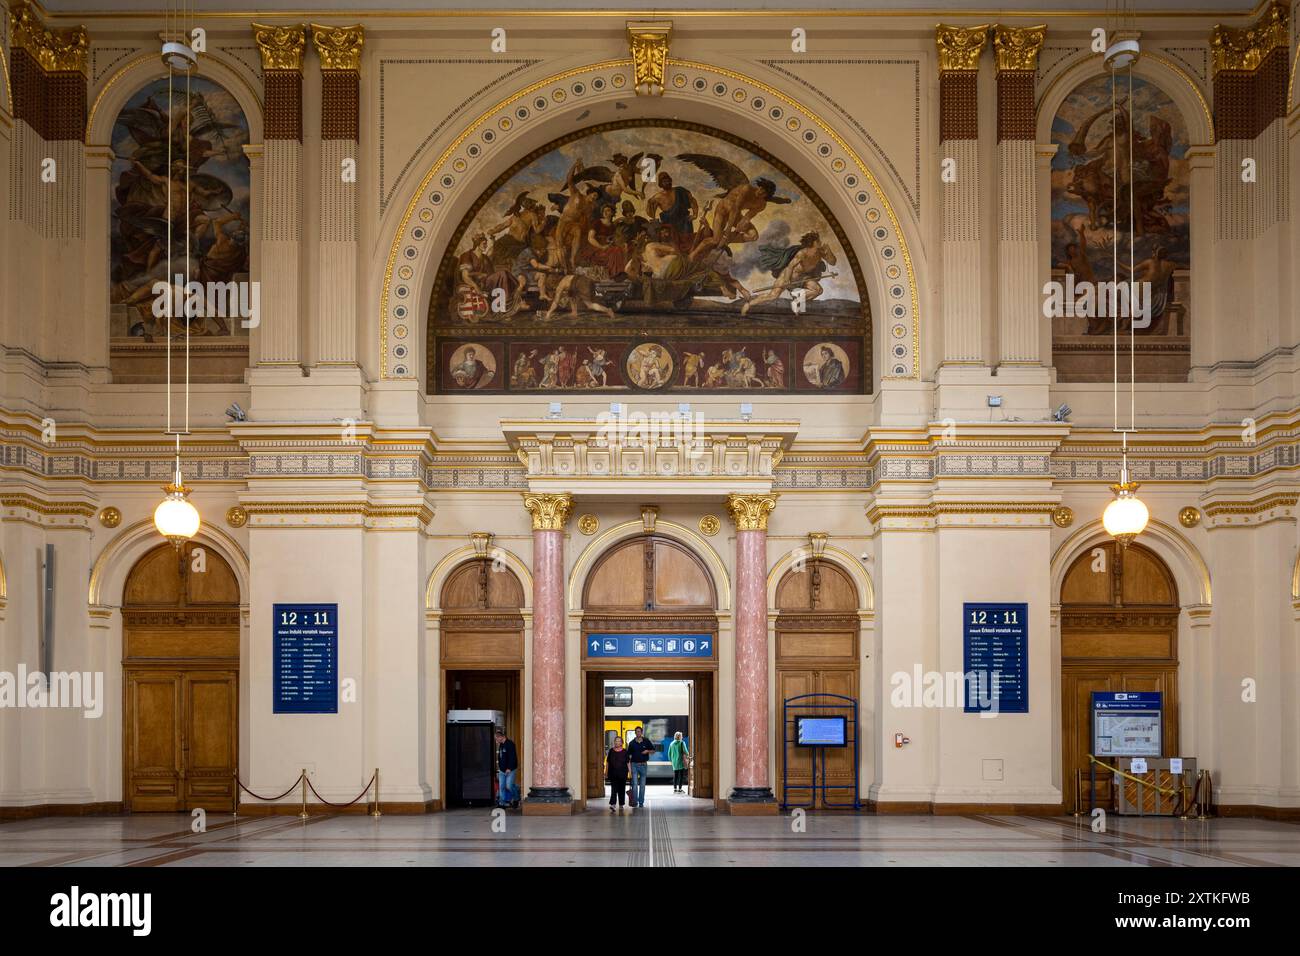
top-left (606, 736), bottom-right (630, 812)
top-left (668, 731), bottom-right (690, 794)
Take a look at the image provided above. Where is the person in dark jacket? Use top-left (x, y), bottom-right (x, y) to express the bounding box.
top-left (495, 729), bottom-right (519, 809)
top-left (627, 726), bottom-right (656, 809)
top-left (605, 736), bottom-right (630, 812)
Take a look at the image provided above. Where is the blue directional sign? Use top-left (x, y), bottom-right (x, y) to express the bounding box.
top-left (963, 602), bottom-right (1028, 714)
top-left (586, 633), bottom-right (713, 658)
top-left (273, 603), bottom-right (339, 714)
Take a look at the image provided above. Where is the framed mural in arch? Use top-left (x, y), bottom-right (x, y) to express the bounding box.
top-left (1049, 74), bottom-right (1191, 383)
top-left (427, 120), bottom-right (871, 395)
top-left (108, 77), bottom-right (251, 384)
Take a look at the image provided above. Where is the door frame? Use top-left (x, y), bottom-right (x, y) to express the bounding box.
top-left (581, 663), bottom-right (718, 807)
top-left (439, 665), bottom-right (523, 809)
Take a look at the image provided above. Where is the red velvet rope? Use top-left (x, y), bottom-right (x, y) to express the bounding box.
top-left (235, 772), bottom-right (305, 803)
top-left (305, 771), bottom-right (378, 809)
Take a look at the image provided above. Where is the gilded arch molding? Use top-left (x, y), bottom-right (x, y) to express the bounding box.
top-left (1035, 49), bottom-right (1215, 146)
top-left (88, 518), bottom-right (251, 608)
top-left (84, 49), bottom-right (264, 144)
top-left (766, 543), bottom-right (874, 613)
top-left (1050, 517), bottom-right (1212, 608)
top-left (425, 544), bottom-right (534, 612)
top-left (568, 518), bottom-right (731, 612)
top-left (379, 56), bottom-right (921, 384)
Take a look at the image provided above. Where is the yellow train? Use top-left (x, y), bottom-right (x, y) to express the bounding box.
top-left (603, 679), bottom-right (690, 781)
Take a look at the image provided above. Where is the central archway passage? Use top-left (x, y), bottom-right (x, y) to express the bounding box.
top-left (580, 534), bottom-right (718, 805)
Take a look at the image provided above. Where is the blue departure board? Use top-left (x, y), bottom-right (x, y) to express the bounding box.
top-left (963, 602), bottom-right (1028, 714)
top-left (273, 603), bottom-right (338, 714)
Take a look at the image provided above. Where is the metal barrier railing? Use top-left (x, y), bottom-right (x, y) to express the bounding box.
top-left (234, 768), bottom-right (382, 819)
top-left (1074, 756), bottom-right (1212, 820)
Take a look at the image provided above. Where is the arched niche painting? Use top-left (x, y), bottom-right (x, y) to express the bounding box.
top-left (1050, 74), bottom-right (1191, 383)
top-left (109, 77), bottom-right (251, 384)
top-left (428, 120), bottom-right (871, 394)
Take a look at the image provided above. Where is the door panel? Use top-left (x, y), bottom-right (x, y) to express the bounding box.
top-left (692, 674), bottom-right (714, 799)
top-left (126, 672), bottom-right (183, 812)
top-left (184, 672), bottom-right (237, 811)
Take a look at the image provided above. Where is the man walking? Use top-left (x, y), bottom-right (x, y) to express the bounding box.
top-left (495, 728), bottom-right (519, 810)
top-left (627, 726), bottom-right (655, 809)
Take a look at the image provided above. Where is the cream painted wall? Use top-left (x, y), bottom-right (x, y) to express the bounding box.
top-left (1, 6), bottom-right (1298, 816)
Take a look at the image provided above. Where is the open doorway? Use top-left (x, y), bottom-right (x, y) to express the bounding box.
top-left (583, 670), bottom-right (716, 809)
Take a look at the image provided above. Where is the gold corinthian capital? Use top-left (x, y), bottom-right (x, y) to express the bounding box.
top-left (311, 23), bottom-right (364, 71)
top-left (253, 22), bottom-right (307, 71)
top-left (726, 493), bottom-right (778, 532)
top-left (936, 24), bottom-right (990, 73)
top-left (992, 24), bottom-right (1046, 73)
top-left (523, 493), bottom-right (574, 531)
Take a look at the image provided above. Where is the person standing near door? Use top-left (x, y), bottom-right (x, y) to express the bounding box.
top-left (627, 726), bottom-right (655, 809)
top-left (668, 731), bottom-right (690, 794)
top-left (495, 728), bottom-right (519, 810)
top-left (606, 736), bottom-right (630, 813)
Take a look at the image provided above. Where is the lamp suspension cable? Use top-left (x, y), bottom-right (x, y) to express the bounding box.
top-left (154, 0), bottom-right (202, 549)
top-left (1101, 0), bottom-right (1149, 548)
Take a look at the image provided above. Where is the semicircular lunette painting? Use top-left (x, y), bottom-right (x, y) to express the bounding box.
top-left (427, 121), bottom-right (871, 394)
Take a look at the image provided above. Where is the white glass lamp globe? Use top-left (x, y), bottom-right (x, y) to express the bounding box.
top-left (154, 488), bottom-right (200, 547)
top-left (1102, 482), bottom-right (1149, 547)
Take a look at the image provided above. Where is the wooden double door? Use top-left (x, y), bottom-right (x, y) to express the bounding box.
top-left (122, 542), bottom-right (241, 813)
top-left (125, 666), bottom-right (238, 812)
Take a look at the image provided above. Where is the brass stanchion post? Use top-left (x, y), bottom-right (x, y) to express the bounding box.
top-left (1179, 773), bottom-right (1189, 820)
top-left (299, 769), bottom-right (309, 820)
top-left (232, 771), bottom-right (239, 819)
top-left (1073, 768), bottom-right (1083, 817)
top-left (371, 768), bottom-right (382, 818)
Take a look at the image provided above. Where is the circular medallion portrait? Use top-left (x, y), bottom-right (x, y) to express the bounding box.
top-left (625, 343), bottom-right (674, 390)
top-left (448, 343), bottom-right (496, 389)
top-left (801, 343), bottom-right (850, 390)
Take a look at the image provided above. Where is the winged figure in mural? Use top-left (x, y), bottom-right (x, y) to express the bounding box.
top-left (110, 83), bottom-right (250, 340)
top-left (674, 152), bottom-right (793, 253)
top-left (1064, 98), bottom-right (1174, 237)
top-left (607, 152), bottom-right (664, 201)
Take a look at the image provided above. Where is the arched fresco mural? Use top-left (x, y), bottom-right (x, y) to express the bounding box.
top-left (1049, 74), bottom-right (1191, 383)
top-left (109, 77), bottom-right (251, 384)
top-left (427, 120), bottom-right (871, 395)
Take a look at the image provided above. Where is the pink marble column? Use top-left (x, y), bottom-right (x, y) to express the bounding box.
top-left (727, 493), bottom-right (777, 806)
top-left (522, 493), bottom-right (572, 808)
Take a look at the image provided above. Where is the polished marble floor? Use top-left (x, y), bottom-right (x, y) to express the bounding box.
top-left (2, 787), bottom-right (1296, 867)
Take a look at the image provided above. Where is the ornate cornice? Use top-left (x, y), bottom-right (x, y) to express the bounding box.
top-left (992, 24), bottom-right (1046, 73)
top-left (252, 22), bottom-right (307, 72)
top-left (9, 0), bottom-right (87, 75)
top-left (1211, 1), bottom-right (1288, 76)
top-left (310, 22), bottom-right (364, 72)
top-left (627, 19), bottom-right (671, 95)
top-left (936, 24), bottom-right (989, 73)
top-left (1, 493), bottom-right (96, 517)
top-left (726, 493), bottom-right (777, 532)
top-left (523, 492), bottom-right (573, 531)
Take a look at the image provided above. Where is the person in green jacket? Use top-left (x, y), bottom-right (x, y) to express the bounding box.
top-left (668, 731), bottom-right (690, 794)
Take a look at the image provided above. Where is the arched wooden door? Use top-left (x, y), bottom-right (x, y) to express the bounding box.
top-left (123, 542), bottom-right (240, 812)
top-left (1061, 541), bottom-right (1179, 810)
top-left (439, 559), bottom-right (525, 806)
top-left (775, 559), bottom-right (860, 808)
top-left (581, 534), bottom-right (718, 801)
